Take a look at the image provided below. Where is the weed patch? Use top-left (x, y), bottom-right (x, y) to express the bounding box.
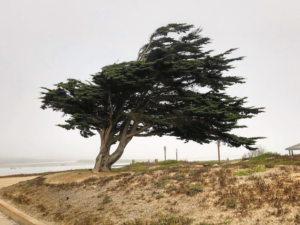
top-left (234, 166), bottom-right (266, 176)
top-left (224, 196), bottom-right (237, 208)
top-left (102, 195), bottom-right (112, 204)
top-left (122, 213), bottom-right (194, 225)
top-left (156, 194), bottom-right (164, 199)
top-left (186, 183), bottom-right (203, 196)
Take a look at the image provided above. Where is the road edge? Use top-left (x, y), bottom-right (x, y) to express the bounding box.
top-left (0, 199), bottom-right (45, 225)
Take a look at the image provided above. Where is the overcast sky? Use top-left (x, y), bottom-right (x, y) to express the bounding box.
top-left (0, 0), bottom-right (299, 161)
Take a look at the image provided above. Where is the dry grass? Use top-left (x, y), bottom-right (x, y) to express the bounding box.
top-left (2, 155), bottom-right (300, 224)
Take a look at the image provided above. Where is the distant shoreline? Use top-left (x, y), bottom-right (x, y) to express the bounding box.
top-left (0, 158), bottom-right (243, 177)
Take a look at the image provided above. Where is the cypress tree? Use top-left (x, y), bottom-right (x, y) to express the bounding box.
top-left (41, 23), bottom-right (264, 172)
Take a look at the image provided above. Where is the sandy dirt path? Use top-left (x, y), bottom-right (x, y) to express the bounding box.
top-left (0, 176), bottom-right (38, 189)
top-left (0, 211), bottom-right (19, 225)
top-left (0, 176), bottom-right (38, 225)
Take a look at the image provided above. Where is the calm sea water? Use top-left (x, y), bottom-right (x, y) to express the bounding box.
top-left (0, 163), bottom-right (129, 177)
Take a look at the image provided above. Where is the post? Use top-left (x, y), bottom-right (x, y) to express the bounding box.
top-left (217, 140), bottom-right (220, 163)
top-left (292, 150), bottom-right (294, 156)
top-left (164, 146), bottom-right (166, 161)
top-left (176, 148), bottom-right (178, 161)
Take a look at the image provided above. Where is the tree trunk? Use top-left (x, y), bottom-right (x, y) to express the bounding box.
top-left (93, 146), bottom-right (111, 172)
top-left (92, 130), bottom-right (132, 172)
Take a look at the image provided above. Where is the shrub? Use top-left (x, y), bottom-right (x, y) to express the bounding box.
top-left (122, 214), bottom-right (194, 225)
top-left (156, 194), bottom-right (164, 199)
top-left (53, 212), bottom-right (64, 221)
top-left (187, 183), bottom-right (203, 196)
top-left (265, 163), bottom-right (274, 168)
top-left (102, 195), bottom-right (112, 204)
top-left (13, 194), bottom-right (30, 204)
top-left (36, 204), bottom-right (46, 212)
top-left (154, 180), bottom-right (165, 189)
top-left (166, 184), bottom-right (177, 193)
top-left (242, 145), bottom-right (267, 158)
top-left (160, 175), bottom-right (171, 181)
top-left (224, 196), bottom-right (237, 208)
top-left (173, 173), bottom-right (185, 181)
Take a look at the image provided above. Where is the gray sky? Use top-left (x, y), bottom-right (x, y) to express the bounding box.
top-left (0, 0), bottom-right (299, 161)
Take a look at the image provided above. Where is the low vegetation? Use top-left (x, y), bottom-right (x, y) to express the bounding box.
top-left (3, 153), bottom-right (300, 224)
top-left (234, 166), bottom-right (266, 176)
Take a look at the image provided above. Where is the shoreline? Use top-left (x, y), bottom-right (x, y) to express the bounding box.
top-left (0, 158), bottom-right (242, 178)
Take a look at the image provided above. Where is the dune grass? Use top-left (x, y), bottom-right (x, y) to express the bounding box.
top-left (234, 166), bottom-right (266, 176)
top-left (113, 162), bottom-right (148, 172)
top-left (227, 152), bottom-right (300, 169)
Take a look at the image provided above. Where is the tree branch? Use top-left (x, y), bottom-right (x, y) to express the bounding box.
top-left (136, 131), bottom-right (165, 137)
top-left (109, 134), bottom-right (122, 145)
top-left (137, 33), bottom-right (155, 61)
top-left (126, 124), bottom-right (153, 138)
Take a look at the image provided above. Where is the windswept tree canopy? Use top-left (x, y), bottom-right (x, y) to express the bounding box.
top-left (41, 23), bottom-right (264, 171)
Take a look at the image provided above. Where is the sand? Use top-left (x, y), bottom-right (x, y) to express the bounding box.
top-left (0, 176), bottom-right (38, 189)
top-left (0, 211), bottom-right (18, 225)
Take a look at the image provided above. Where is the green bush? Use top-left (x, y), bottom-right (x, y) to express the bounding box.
top-left (187, 183), bottom-right (203, 196)
top-left (265, 163), bottom-right (274, 168)
top-left (102, 195), bottom-right (112, 204)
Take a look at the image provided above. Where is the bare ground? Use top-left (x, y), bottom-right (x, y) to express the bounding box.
top-left (1, 165), bottom-right (300, 224)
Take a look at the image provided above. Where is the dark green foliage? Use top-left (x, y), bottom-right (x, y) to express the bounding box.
top-left (40, 22), bottom-right (264, 161)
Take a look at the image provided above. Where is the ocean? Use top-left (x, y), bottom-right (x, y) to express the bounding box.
top-left (0, 162), bottom-right (129, 177)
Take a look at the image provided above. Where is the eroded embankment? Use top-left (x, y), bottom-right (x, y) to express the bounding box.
top-left (1, 165), bottom-right (300, 224)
